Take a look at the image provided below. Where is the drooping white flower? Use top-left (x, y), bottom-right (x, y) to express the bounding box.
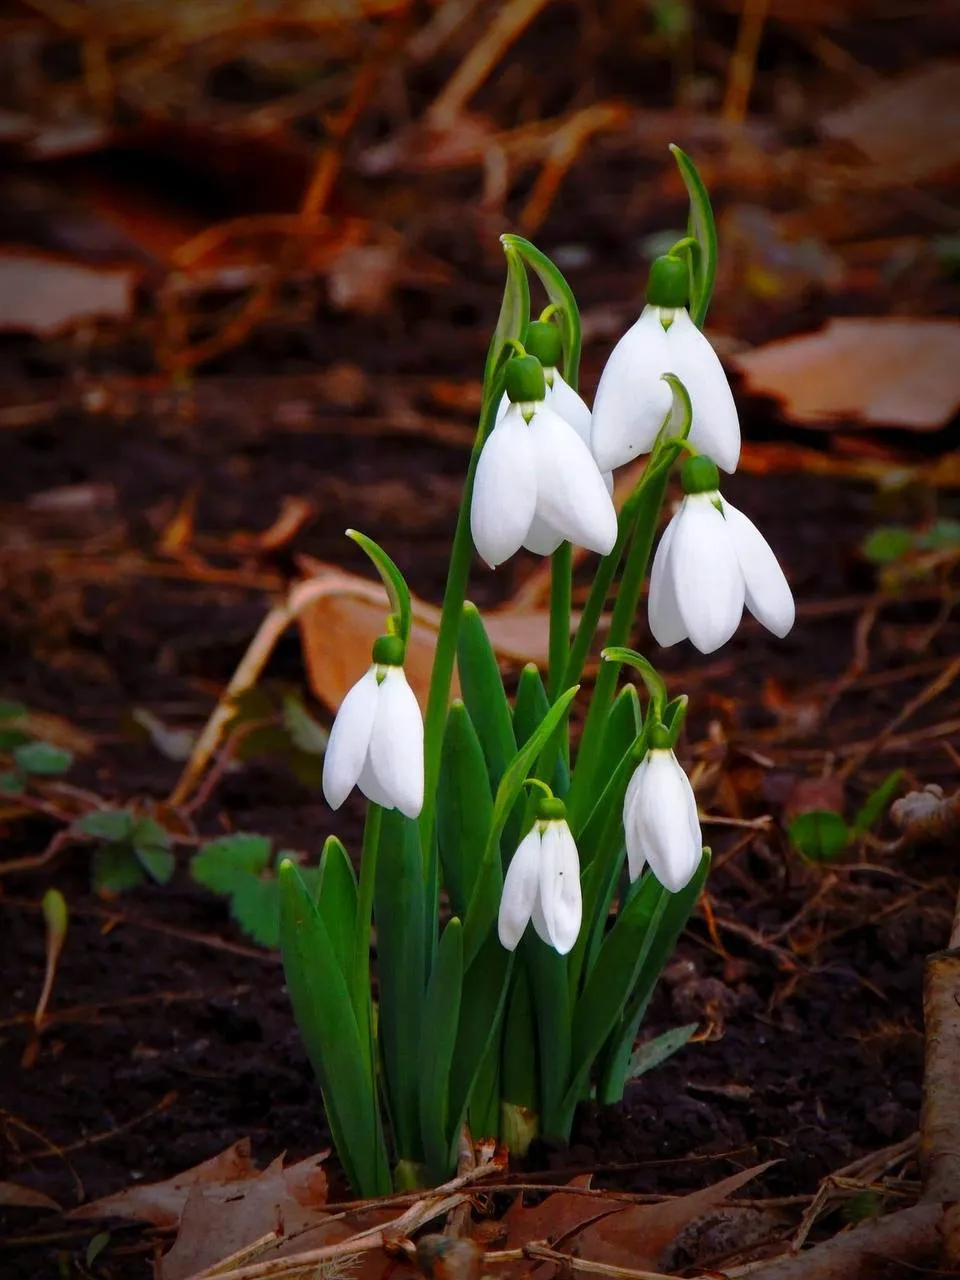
top-left (498, 813), bottom-right (582, 955)
top-left (590, 255), bottom-right (740, 475)
top-left (623, 747), bottom-right (702, 892)
top-left (471, 356), bottom-right (617, 568)
top-left (647, 455), bottom-right (795, 655)
top-left (322, 660), bottom-right (424, 819)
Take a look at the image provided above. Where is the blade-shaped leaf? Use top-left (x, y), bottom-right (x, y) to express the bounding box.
top-left (457, 602), bottom-right (516, 796)
top-left (419, 918), bottom-right (463, 1182)
top-left (375, 810), bottom-right (427, 1164)
top-left (501, 235), bottom-right (582, 387)
top-left (484, 238), bottom-right (530, 392)
top-left (851, 769), bottom-right (903, 837)
top-left (513, 664), bottom-right (570, 798)
top-left (347, 529), bottom-right (412, 649)
top-left (576, 685), bottom-right (642, 869)
top-left (524, 936), bottom-right (572, 1139)
top-left (278, 860), bottom-right (391, 1197)
top-left (437, 701), bottom-right (493, 917)
top-left (314, 835), bottom-right (358, 985)
top-left (669, 143), bottom-right (717, 327)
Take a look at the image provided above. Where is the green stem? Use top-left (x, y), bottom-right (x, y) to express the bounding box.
top-left (567, 465), bottom-right (672, 827)
top-left (548, 541), bottom-right (572, 702)
top-left (353, 802), bottom-right (382, 1023)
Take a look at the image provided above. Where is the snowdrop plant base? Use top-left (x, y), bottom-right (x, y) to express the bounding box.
top-left (277, 148), bottom-right (793, 1197)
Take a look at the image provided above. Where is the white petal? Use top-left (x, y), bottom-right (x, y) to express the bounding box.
top-left (495, 390), bottom-right (509, 425)
top-left (647, 510), bottom-right (687, 647)
top-left (368, 667), bottom-right (424, 818)
top-left (547, 370), bottom-right (593, 444)
top-left (357, 752), bottom-right (394, 808)
top-left (498, 828), bottom-right (541, 950)
top-left (623, 760), bottom-right (649, 882)
top-left (669, 494), bottom-right (744, 654)
top-left (591, 306), bottom-right (673, 472)
top-left (322, 667), bottom-right (379, 809)
top-left (470, 407), bottom-right (538, 567)
top-left (722, 500), bottom-right (796, 639)
top-left (537, 822), bottom-right (582, 955)
top-left (664, 309), bottom-right (740, 473)
top-left (522, 512), bottom-right (565, 556)
top-left (632, 750), bottom-right (702, 892)
top-left (529, 404), bottom-right (618, 556)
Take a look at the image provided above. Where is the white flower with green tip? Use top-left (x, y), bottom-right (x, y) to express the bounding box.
top-left (498, 798), bottom-right (582, 956)
top-left (623, 731), bottom-right (703, 893)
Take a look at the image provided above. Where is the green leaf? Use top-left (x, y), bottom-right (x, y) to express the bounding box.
top-left (512, 664), bottom-right (570, 798)
top-left (627, 1022), bottom-right (698, 1080)
top-left (375, 810), bottom-right (427, 1163)
top-left (13, 741), bottom-right (73, 777)
top-left (484, 239), bottom-right (531, 390)
top-left (499, 956), bottom-right (537, 1108)
top-left (231, 877), bottom-right (280, 948)
top-left (419, 918), bottom-right (463, 1182)
top-left (576, 685), bottom-right (642, 868)
top-left (669, 143), bottom-right (718, 327)
top-left (86, 1231), bottom-right (111, 1268)
top-left (437, 701), bottom-right (493, 917)
top-left (501, 235), bottom-right (583, 387)
top-left (0, 728), bottom-right (31, 751)
top-left (132, 819), bottom-right (175, 884)
top-left (0, 770), bottom-right (25, 795)
top-left (0, 699), bottom-right (27, 722)
top-left (462, 685), bottom-right (579, 967)
top-left (525, 936), bottom-right (572, 1138)
top-left (279, 860), bottom-right (391, 1197)
top-left (73, 809), bottom-right (136, 843)
top-left (93, 845), bottom-right (146, 895)
top-left (601, 648), bottom-right (667, 720)
top-left (919, 518), bottom-right (960, 550)
top-left (789, 811), bottom-right (850, 863)
top-left (191, 834), bottom-right (273, 893)
top-left (314, 836), bottom-right (357, 983)
top-left (851, 770), bottom-right (903, 838)
top-left (347, 530), bottom-right (412, 650)
top-left (862, 526), bottom-right (914, 564)
top-left (457, 602), bottom-right (516, 796)
top-left (282, 694), bottom-right (329, 755)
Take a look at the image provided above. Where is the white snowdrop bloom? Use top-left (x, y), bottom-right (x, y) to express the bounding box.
top-left (623, 745), bottom-right (703, 892)
top-left (322, 648), bottom-right (424, 819)
top-left (590, 255), bottom-right (740, 475)
top-left (648, 457), bottom-right (795, 656)
top-left (471, 356), bottom-right (617, 568)
top-left (498, 808), bottom-right (582, 956)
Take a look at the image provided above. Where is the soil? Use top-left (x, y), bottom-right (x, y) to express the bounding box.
top-left (1, 8), bottom-right (959, 1278)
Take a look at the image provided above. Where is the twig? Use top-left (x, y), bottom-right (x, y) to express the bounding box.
top-left (523, 1243), bottom-right (675, 1280)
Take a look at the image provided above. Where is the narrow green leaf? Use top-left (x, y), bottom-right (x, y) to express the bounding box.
top-left (347, 530), bottom-right (412, 649)
top-left (14, 741), bottom-right (73, 777)
top-left (375, 810), bottom-right (427, 1163)
top-left (419, 918), bottom-right (463, 1182)
top-left (315, 835), bottom-right (358, 984)
top-left (627, 1023), bottom-right (698, 1081)
top-left (484, 239), bottom-right (530, 390)
top-left (132, 819), bottom-right (175, 884)
top-left (501, 235), bottom-right (582, 386)
top-left (457, 602), bottom-right (516, 795)
top-left (789, 811), bottom-right (850, 863)
top-left (73, 809), bottom-right (136, 844)
top-left (437, 701), bottom-right (493, 917)
top-left (669, 143), bottom-right (717, 327)
top-left (191, 834), bottom-right (272, 893)
top-left (524, 936), bottom-right (572, 1138)
top-left (513, 664), bottom-right (570, 797)
top-left (597, 852), bottom-right (710, 1103)
top-left (576, 686), bottom-right (642, 868)
top-left (279, 860), bottom-right (391, 1197)
top-left (851, 770), bottom-right (903, 838)
top-left (500, 956), bottom-right (538, 1109)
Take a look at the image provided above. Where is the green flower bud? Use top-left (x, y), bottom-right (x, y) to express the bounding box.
top-left (371, 633), bottom-right (404, 666)
top-left (647, 722), bottom-right (673, 751)
top-left (680, 454), bottom-right (720, 496)
top-left (524, 320), bottom-right (563, 369)
top-left (646, 255), bottom-right (689, 309)
top-left (536, 794), bottom-right (566, 822)
top-left (504, 355), bottom-right (546, 404)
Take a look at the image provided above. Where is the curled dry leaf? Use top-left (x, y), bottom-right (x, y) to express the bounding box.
top-left (296, 555), bottom-right (554, 712)
top-left (0, 1181), bottom-right (61, 1211)
top-left (734, 318), bottom-right (960, 431)
top-left (0, 249), bottom-right (137, 337)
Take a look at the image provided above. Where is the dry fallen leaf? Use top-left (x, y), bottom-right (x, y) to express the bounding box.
top-left (0, 1181), bottom-right (61, 1210)
top-left (499, 1175), bottom-right (630, 1277)
top-left (0, 249), bottom-right (137, 337)
top-left (734, 318), bottom-right (960, 430)
top-left (296, 555), bottom-right (554, 712)
top-left (820, 61), bottom-right (960, 187)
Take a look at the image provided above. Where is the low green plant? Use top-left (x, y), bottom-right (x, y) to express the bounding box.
top-left (0, 699), bottom-right (74, 794)
top-left (191, 833), bottom-right (318, 948)
top-left (72, 807), bottom-right (175, 894)
top-left (788, 770), bottom-right (904, 864)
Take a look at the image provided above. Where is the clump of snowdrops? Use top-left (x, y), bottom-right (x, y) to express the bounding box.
top-left (278, 147), bottom-right (794, 1196)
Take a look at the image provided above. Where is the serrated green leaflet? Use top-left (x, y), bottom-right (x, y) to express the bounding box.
top-left (192, 834), bottom-right (272, 892)
top-left (669, 144), bottom-right (717, 327)
top-left (279, 860), bottom-right (390, 1197)
top-left (347, 530), bottom-right (412, 650)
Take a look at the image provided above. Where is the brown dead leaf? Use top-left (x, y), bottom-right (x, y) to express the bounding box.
top-left (782, 775), bottom-right (847, 827)
top-left (68, 1138), bottom-right (257, 1226)
top-left (0, 1181), bottom-right (61, 1211)
top-left (296, 556), bottom-right (553, 712)
top-left (158, 1152), bottom-right (332, 1280)
top-left (734, 318), bottom-right (960, 431)
top-left (574, 1161), bottom-right (777, 1271)
top-left (820, 61), bottom-right (960, 187)
top-left (0, 249), bottom-right (137, 337)
top-left (499, 1175), bottom-right (629, 1279)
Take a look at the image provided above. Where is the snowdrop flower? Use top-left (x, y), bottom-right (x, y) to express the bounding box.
top-left (322, 635), bottom-right (424, 819)
top-left (591, 254), bottom-right (740, 475)
top-left (471, 354), bottom-right (617, 568)
top-left (498, 798), bottom-right (582, 955)
top-left (649, 455), bottom-right (795, 655)
top-left (623, 732), bottom-right (703, 892)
